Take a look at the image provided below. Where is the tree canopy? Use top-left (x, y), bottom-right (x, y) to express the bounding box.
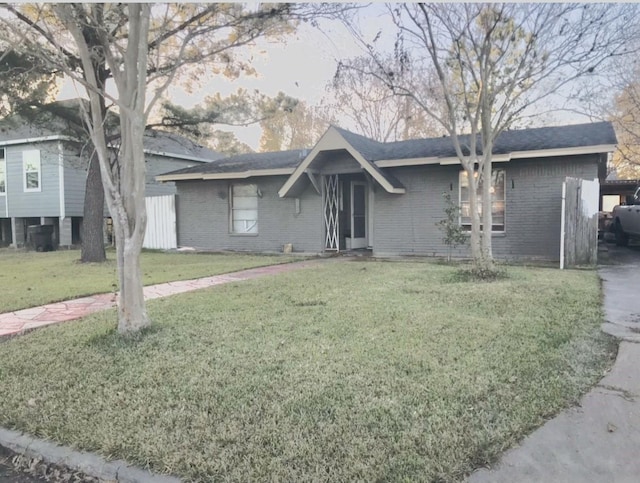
top-left (342, 3), bottom-right (638, 268)
top-left (0, 2), bottom-right (350, 333)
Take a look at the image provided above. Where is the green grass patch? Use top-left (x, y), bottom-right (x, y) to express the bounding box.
top-left (0, 249), bottom-right (294, 313)
top-left (0, 261), bottom-right (615, 482)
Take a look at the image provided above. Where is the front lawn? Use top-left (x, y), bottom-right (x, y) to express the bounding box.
top-left (0, 261), bottom-right (615, 482)
top-left (0, 249), bottom-right (293, 313)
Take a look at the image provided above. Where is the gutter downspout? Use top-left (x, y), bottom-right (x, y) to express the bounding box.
top-left (58, 141), bottom-right (65, 220)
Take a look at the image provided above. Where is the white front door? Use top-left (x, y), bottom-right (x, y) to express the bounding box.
top-left (350, 181), bottom-right (367, 249)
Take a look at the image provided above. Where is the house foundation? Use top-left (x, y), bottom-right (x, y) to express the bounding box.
top-left (0, 218), bottom-right (12, 246)
top-left (58, 217), bottom-right (72, 247)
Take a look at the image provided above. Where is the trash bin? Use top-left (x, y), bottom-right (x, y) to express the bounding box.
top-left (27, 224), bottom-right (54, 252)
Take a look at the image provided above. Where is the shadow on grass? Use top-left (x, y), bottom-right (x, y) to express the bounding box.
top-left (85, 324), bottom-right (162, 350)
top-left (446, 265), bottom-right (510, 283)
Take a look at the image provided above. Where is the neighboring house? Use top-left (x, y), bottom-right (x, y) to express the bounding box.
top-left (157, 121), bottom-right (616, 261)
top-left (0, 106), bottom-right (221, 248)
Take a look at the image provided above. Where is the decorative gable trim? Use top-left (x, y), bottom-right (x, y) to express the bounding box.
top-left (278, 126), bottom-right (405, 198)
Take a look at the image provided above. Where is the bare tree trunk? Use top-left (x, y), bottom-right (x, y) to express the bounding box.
top-left (115, 228), bottom-right (149, 333)
top-left (58, 3), bottom-right (152, 334)
top-left (480, 150), bottom-right (494, 268)
top-left (80, 151), bottom-right (105, 263)
top-left (466, 165), bottom-right (482, 261)
top-left (112, 5), bottom-right (151, 333)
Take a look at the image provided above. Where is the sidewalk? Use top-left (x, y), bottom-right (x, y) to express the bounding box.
top-left (0, 259), bottom-right (322, 339)
top-left (469, 247), bottom-right (640, 482)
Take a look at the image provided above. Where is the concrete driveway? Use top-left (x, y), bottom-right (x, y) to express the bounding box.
top-left (600, 243), bottom-right (640, 342)
top-left (469, 243), bottom-right (640, 483)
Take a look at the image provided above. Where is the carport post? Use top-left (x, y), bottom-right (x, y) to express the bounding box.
top-left (560, 181), bottom-right (566, 270)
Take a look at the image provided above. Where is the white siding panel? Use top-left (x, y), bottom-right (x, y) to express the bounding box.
top-left (144, 195), bottom-right (177, 249)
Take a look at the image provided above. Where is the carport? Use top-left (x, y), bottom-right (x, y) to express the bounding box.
top-left (601, 179), bottom-right (640, 211)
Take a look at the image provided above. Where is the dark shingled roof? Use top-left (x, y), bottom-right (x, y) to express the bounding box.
top-left (163, 149), bottom-right (307, 176)
top-left (335, 121), bottom-right (616, 162)
top-left (160, 121), bottom-right (616, 178)
top-left (143, 130), bottom-right (222, 161)
top-left (332, 126), bottom-right (385, 160)
top-left (0, 101), bottom-right (221, 162)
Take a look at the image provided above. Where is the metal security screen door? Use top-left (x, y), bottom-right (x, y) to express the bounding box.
top-left (324, 174), bottom-right (339, 251)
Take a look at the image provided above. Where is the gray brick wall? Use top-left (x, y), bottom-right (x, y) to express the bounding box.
top-left (175, 154), bottom-right (600, 260)
top-left (492, 155), bottom-right (599, 260)
top-left (373, 154), bottom-right (599, 260)
top-left (176, 176), bottom-right (323, 253)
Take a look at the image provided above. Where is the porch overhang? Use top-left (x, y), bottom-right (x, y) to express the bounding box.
top-left (278, 126), bottom-right (405, 198)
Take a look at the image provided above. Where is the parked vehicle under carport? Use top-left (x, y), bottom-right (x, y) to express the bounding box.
top-left (612, 186), bottom-right (640, 246)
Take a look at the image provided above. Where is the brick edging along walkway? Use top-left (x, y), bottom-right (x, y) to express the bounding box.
top-left (0, 259), bottom-right (321, 339)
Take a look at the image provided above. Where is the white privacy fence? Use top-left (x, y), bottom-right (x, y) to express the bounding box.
top-left (144, 195), bottom-right (177, 250)
top-left (560, 177), bottom-right (599, 269)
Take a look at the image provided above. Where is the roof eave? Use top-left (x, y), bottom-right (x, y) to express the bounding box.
top-left (156, 167), bottom-right (295, 183)
top-left (374, 144), bottom-right (618, 168)
top-left (0, 134), bottom-right (76, 146)
top-left (143, 149), bottom-right (214, 163)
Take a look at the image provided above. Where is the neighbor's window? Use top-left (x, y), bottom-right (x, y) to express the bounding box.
top-left (23, 150), bottom-right (41, 192)
top-left (459, 169), bottom-right (505, 232)
top-left (0, 148), bottom-right (5, 194)
top-left (230, 183), bottom-right (258, 234)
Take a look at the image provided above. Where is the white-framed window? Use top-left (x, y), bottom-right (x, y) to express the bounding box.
top-left (23, 150), bottom-right (41, 192)
top-left (459, 169), bottom-right (505, 232)
top-left (230, 183), bottom-right (258, 234)
top-left (0, 148), bottom-right (5, 194)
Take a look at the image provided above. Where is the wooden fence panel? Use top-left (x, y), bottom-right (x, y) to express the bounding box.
top-left (561, 177), bottom-right (599, 268)
top-left (143, 195), bottom-right (177, 250)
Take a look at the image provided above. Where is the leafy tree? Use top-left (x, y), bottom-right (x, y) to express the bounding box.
top-left (436, 192), bottom-right (467, 262)
top-left (608, 74), bottom-right (640, 179)
top-left (346, 3), bottom-right (637, 270)
top-left (260, 101), bottom-right (334, 151)
top-left (259, 100), bottom-right (332, 151)
top-left (332, 55), bottom-right (441, 141)
top-left (1, 3), bottom-right (349, 268)
top-left (0, 3), bottom-right (348, 334)
top-left (157, 89), bottom-right (298, 151)
top-left (0, 50), bottom-right (60, 118)
top-left (207, 130), bottom-right (253, 156)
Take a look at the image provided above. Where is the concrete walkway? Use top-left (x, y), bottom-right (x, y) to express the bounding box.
top-left (0, 259), bottom-right (322, 339)
top-left (469, 245), bottom-right (640, 483)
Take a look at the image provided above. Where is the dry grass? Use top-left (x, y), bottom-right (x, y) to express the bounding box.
top-left (0, 249), bottom-right (296, 313)
top-left (0, 261), bottom-right (615, 482)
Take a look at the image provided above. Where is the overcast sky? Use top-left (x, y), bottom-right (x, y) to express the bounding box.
top-left (58, 11), bottom-right (374, 150)
top-left (57, 4), bottom-right (590, 151)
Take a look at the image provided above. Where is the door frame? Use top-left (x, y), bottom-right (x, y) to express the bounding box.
top-left (350, 180), bottom-right (368, 249)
